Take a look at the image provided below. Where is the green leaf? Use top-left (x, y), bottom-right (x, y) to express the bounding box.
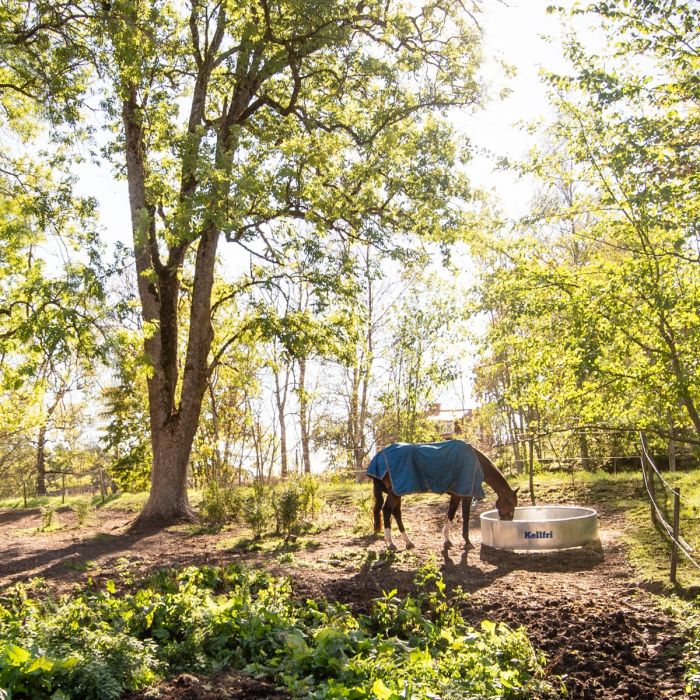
top-left (24, 655), bottom-right (54, 674)
top-left (371, 678), bottom-right (394, 700)
top-left (4, 645), bottom-right (30, 665)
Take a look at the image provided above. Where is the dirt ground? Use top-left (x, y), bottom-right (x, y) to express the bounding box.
top-left (0, 490), bottom-right (691, 699)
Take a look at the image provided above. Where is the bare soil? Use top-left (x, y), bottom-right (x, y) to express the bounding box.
top-left (0, 490), bottom-right (690, 699)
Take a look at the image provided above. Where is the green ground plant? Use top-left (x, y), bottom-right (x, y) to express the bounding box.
top-left (0, 562), bottom-right (555, 699)
top-left (273, 485), bottom-right (303, 539)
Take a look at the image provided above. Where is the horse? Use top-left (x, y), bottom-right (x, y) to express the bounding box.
top-left (367, 439), bottom-right (518, 551)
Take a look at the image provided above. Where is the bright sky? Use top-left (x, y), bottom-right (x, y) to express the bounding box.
top-left (462, 0), bottom-right (573, 218)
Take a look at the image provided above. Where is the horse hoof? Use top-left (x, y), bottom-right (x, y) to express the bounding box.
top-left (443, 540), bottom-right (453, 549)
top-left (463, 541), bottom-right (474, 550)
top-left (387, 543), bottom-right (397, 552)
top-left (405, 541), bottom-right (416, 551)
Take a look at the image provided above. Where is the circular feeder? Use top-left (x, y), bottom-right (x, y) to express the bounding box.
top-left (480, 505), bottom-right (598, 551)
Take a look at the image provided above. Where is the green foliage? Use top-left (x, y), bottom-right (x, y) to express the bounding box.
top-left (272, 476), bottom-right (324, 539)
top-left (298, 475), bottom-right (321, 522)
top-left (101, 331), bottom-right (152, 493)
top-left (375, 276), bottom-right (466, 445)
top-left (38, 505), bottom-right (57, 532)
top-left (273, 485), bottom-right (302, 539)
top-left (243, 481), bottom-right (273, 539)
top-left (472, 0), bottom-right (700, 459)
top-left (199, 483), bottom-right (243, 527)
top-left (0, 562), bottom-right (554, 699)
top-left (353, 494), bottom-right (374, 535)
top-left (72, 501), bottom-right (92, 528)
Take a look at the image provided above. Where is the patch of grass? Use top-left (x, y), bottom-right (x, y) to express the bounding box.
top-left (216, 535), bottom-right (265, 552)
top-left (98, 491), bottom-right (149, 513)
top-left (0, 493), bottom-right (109, 510)
top-left (89, 532), bottom-right (121, 544)
top-left (276, 551), bottom-right (297, 565)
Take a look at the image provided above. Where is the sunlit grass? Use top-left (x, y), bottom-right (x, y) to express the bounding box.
top-left (0, 494), bottom-right (106, 509)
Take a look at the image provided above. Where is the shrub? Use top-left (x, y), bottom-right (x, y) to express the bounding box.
top-left (298, 474), bottom-right (321, 521)
top-left (199, 482), bottom-right (243, 526)
top-left (354, 493), bottom-right (374, 535)
top-left (39, 505), bottom-right (57, 532)
top-left (72, 501), bottom-right (92, 528)
top-left (243, 481), bottom-right (272, 539)
top-left (272, 485), bottom-right (302, 539)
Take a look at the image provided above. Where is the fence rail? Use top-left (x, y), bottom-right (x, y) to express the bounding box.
top-left (640, 431), bottom-right (699, 584)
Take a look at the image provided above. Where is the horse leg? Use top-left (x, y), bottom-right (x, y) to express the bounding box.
top-left (443, 494), bottom-right (460, 547)
top-left (382, 491), bottom-right (398, 551)
top-left (392, 497), bottom-right (415, 550)
top-left (372, 478), bottom-right (385, 533)
top-left (461, 497), bottom-right (474, 549)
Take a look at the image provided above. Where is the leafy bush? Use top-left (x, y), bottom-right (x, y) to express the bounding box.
top-left (199, 482), bottom-right (243, 526)
top-left (243, 481), bottom-right (272, 539)
top-left (72, 501), bottom-right (92, 528)
top-left (298, 475), bottom-right (321, 521)
top-left (38, 505), bottom-right (57, 532)
top-left (273, 485), bottom-right (302, 539)
top-left (0, 561), bottom-right (555, 699)
top-left (272, 476), bottom-right (325, 539)
top-left (353, 493), bottom-right (374, 535)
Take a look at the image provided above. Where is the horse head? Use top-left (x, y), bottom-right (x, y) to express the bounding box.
top-left (496, 486), bottom-right (519, 521)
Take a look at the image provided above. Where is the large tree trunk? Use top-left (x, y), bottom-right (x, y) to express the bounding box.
top-left (135, 225), bottom-right (219, 525)
top-left (121, 8), bottom-right (235, 525)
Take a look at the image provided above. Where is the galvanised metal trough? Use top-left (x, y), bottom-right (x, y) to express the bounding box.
top-left (480, 505), bottom-right (598, 551)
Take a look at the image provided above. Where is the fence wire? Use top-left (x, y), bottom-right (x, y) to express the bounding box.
top-left (640, 432), bottom-right (700, 573)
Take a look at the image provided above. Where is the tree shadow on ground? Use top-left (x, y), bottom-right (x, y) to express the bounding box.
top-left (0, 509), bottom-right (40, 526)
top-left (0, 524), bottom-right (165, 589)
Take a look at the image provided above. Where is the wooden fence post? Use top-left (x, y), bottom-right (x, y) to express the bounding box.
top-left (22, 480), bottom-right (27, 508)
top-left (670, 488), bottom-right (680, 584)
top-left (61, 473), bottom-right (66, 504)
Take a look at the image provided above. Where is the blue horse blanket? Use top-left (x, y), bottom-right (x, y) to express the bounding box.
top-left (367, 440), bottom-right (485, 498)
